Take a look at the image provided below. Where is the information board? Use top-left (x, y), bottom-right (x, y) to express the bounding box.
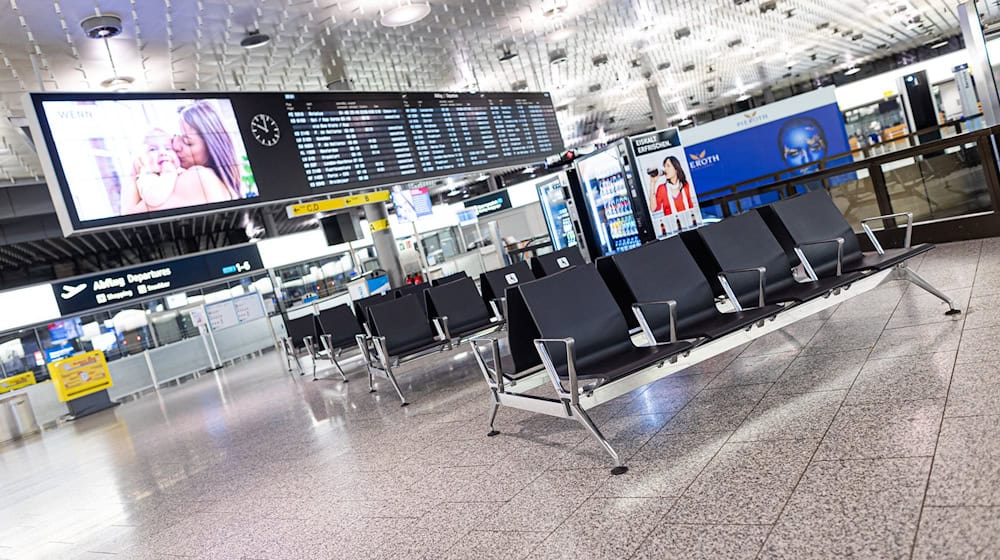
top-left (47, 350), bottom-right (113, 402)
top-left (0, 371), bottom-right (36, 394)
top-left (51, 244), bottom-right (263, 315)
top-left (205, 293), bottom-right (265, 331)
top-left (27, 90), bottom-right (563, 234)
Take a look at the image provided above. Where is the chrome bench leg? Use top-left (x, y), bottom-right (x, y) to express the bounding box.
top-left (897, 265), bottom-right (961, 315)
top-left (570, 402), bottom-right (627, 475)
top-left (486, 393), bottom-right (501, 437)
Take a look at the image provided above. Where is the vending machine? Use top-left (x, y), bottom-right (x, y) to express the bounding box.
top-left (572, 142), bottom-right (653, 258)
top-left (534, 170), bottom-right (580, 253)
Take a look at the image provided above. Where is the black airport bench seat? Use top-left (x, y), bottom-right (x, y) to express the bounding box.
top-left (530, 246), bottom-right (586, 277)
top-left (479, 261), bottom-right (536, 322)
top-left (358, 282), bottom-right (503, 405)
top-left (281, 304), bottom-right (364, 381)
top-left (471, 190), bottom-right (959, 475)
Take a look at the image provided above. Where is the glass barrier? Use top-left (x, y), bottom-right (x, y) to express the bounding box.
top-left (881, 143), bottom-right (991, 223)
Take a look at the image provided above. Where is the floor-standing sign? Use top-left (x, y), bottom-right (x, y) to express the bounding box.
top-left (629, 128), bottom-right (703, 238)
top-left (47, 350), bottom-right (117, 419)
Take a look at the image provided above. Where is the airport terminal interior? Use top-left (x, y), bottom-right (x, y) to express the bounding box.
top-left (4, 0), bottom-right (1000, 559)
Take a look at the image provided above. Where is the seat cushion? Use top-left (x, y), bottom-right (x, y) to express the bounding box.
top-left (766, 272), bottom-right (866, 304)
top-left (676, 305), bottom-right (783, 340)
top-left (449, 315), bottom-right (495, 338)
top-left (843, 244), bottom-right (934, 273)
top-left (391, 337), bottom-right (445, 358)
top-left (571, 341), bottom-right (693, 385)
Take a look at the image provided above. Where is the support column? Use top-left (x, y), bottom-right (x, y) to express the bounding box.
top-left (364, 202), bottom-right (405, 287)
top-left (959, 2), bottom-right (1000, 127)
top-left (646, 84), bottom-right (670, 130)
top-left (262, 211), bottom-right (279, 238)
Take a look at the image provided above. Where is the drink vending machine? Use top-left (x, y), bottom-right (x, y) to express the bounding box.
top-left (570, 128), bottom-right (703, 260)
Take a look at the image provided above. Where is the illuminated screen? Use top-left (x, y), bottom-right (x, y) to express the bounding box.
top-left (40, 98), bottom-right (258, 222)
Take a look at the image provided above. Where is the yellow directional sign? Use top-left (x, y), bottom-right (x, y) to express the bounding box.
top-left (369, 218), bottom-right (390, 233)
top-left (286, 191), bottom-right (391, 218)
top-left (47, 351), bottom-right (113, 402)
top-left (0, 371), bottom-right (36, 394)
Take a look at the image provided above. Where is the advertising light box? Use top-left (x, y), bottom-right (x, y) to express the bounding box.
top-left (26, 90), bottom-right (564, 235)
top-left (681, 88), bottom-right (851, 197)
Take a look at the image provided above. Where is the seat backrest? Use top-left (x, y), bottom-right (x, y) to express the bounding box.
top-left (353, 292), bottom-right (395, 333)
top-left (696, 211), bottom-right (796, 309)
top-left (316, 304), bottom-right (363, 348)
top-left (530, 246), bottom-right (586, 277)
top-left (425, 277), bottom-right (491, 334)
top-left (394, 283), bottom-right (430, 316)
top-left (480, 261), bottom-right (535, 302)
top-left (600, 237), bottom-right (720, 341)
top-left (431, 272), bottom-right (468, 286)
top-left (366, 294), bottom-right (436, 355)
top-left (517, 265), bottom-right (633, 376)
top-left (759, 190), bottom-right (864, 278)
top-left (284, 315), bottom-right (319, 350)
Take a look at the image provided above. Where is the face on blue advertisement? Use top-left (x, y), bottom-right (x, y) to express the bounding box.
top-left (683, 94), bottom-right (851, 196)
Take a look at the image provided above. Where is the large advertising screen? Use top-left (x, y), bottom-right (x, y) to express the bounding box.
top-left (40, 98), bottom-right (258, 222)
top-left (682, 88), bottom-right (851, 198)
top-left (26, 91), bottom-right (564, 235)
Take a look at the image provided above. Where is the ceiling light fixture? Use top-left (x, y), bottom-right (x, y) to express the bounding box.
top-left (240, 30), bottom-right (271, 49)
top-left (844, 65), bottom-right (861, 76)
top-left (548, 28), bottom-right (574, 42)
top-left (678, 117), bottom-right (693, 126)
top-left (737, 92), bottom-right (751, 101)
top-left (929, 39), bottom-right (949, 49)
top-left (380, 3), bottom-right (432, 28)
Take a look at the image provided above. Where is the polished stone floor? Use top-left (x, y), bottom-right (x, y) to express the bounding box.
top-left (2, 239), bottom-right (1000, 559)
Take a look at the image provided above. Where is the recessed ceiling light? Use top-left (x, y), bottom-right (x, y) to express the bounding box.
top-left (929, 39), bottom-right (949, 49)
top-left (240, 30), bottom-right (271, 49)
top-left (844, 66), bottom-right (861, 76)
top-left (737, 92), bottom-right (751, 101)
top-left (548, 28), bottom-right (574, 42)
top-left (678, 117), bottom-right (693, 126)
top-left (380, 3), bottom-right (432, 28)
top-left (100, 76), bottom-right (134, 91)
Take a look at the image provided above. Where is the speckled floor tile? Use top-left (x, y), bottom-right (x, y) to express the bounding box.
top-left (440, 530), bottom-right (547, 560)
top-left (770, 350), bottom-right (869, 395)
top-left (926, 415), bottom-right (1000, 506)
top-left (826, 284), bottom-right (904, 322)
top-left (799, 317), bottom-right (887, 356)
top-left (665, 439), bottom-right (818, 524)
top-left (658, 384), bottom-right (770, 435)
top-left (963, 293), bottom-right (1000, 329)
top-left (529, 497), bottom-right (674, 560)
top-left (912, 506), bottom-right (1000, 560)
top-left (631, 523), bottom-right (770, 560)
top-left (760, 457), bottom-right (930, 560)
top-left (814, 399), bottom-right (944, 460)
top-left (595, 432), bottom-right (730, 498)
top-left (845, 352), bottom-right (955, 405)
top-left (885, 287), bottom-right (970, 329)
top-left (739, 321), bottom-right (825, 357)
top-left (614, 374), bottom-right (714, 416)
top-left (870, 322), bottom-right (963, 360)
top-left (731, 390), bottom-right (846, 442)
top-left (955, 325), bottom-right (1000, 364)
top-left (706, 352), bottom-right (797, 388)
top-left (946, 361), bottom-right (1000, 417)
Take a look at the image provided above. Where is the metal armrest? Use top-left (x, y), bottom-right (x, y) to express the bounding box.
top-left (488, 298), bottom-right (505, 322)
top-left (432, 316), bottom-right (452, 342)
top-left (303, 335), bottom-right (317, 358)
top-left (631, 300), bottom-right (678, 345)
top-left (860, 212), bottom-right (913, 254)
top-left (319, 334), bottom-right (334, 357)
top-left (717, 267), bottom-right (766, 312)
top-left (355, 333), bottom-right (373, 366)
top-left (794, 237), bottom-right (845, 280)
top-left (533, 337), bottom-right (578, 403)
top-left (469, 335), bottom-right (504, 390)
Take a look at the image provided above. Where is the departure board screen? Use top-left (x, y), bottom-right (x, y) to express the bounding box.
top-left (27, 90), bottom-right (563, 234)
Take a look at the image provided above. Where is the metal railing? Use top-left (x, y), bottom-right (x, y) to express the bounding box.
top-left (698, 122), bottom-right (1000, 244)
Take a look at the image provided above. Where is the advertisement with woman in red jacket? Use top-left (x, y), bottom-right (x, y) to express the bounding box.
top-left (650, 155), bottom-right (694, 216)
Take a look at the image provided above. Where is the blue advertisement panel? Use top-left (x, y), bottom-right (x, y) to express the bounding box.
top-left (682, 88), bottom-right (851, 204)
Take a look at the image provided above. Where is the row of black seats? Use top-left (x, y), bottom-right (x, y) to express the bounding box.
top-left (474, 190), bottom-right (959, 474)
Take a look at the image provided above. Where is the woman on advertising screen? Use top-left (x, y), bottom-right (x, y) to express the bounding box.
top-left (121, 101), bottom-right (242, 214)
top-left (650, 155), bottom-right (694, 216)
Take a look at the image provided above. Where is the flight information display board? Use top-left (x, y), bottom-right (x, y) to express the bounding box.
top-left (26, 90), bottom-right (563, 235)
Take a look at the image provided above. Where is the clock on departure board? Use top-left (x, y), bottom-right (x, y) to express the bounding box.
top-left (251, 113), bottom-right (280, 146)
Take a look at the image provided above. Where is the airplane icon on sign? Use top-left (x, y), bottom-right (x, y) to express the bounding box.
top-left (61, 283), bottom-right (87, 300)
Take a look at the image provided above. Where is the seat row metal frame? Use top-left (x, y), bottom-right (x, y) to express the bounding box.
top-left (471, 210), bottom-right (958, 474)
